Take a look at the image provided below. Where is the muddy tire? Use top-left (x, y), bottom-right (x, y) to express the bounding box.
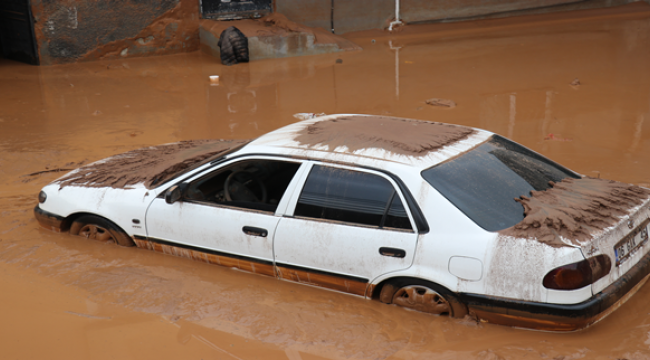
top-left (69, 215), bottom-right (135, 247)
top-left (379, 279), bottom-right (468, 318)
top-left (218, 26), bottom-right (249, 66)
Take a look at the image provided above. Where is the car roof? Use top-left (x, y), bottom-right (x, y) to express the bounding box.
top-left (238, 114), bottom-right (493, 170)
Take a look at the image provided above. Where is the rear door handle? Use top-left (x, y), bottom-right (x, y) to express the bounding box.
top-left (242, 226), bottom-right (268, 237)
top-left (379, 247), bottom-right (406, 258)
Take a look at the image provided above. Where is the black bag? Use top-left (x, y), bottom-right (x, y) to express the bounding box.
top-left (217, 26), bottom-right (249, 66)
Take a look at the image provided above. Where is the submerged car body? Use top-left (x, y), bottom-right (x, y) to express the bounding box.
top-left (34, 114), bottom-right (650, 331)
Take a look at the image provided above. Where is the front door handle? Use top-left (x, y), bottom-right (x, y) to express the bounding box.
top-left (379, 247), bottom-right (406, 258)
top-left (243, 226), bottom-right (268, 237)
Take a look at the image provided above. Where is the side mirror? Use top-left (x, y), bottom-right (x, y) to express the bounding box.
top-left (164, 184), bottom-right (183, 204)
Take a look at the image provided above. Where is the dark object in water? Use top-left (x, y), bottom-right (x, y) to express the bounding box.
top-left (218, 26), bottom-right (249, 66)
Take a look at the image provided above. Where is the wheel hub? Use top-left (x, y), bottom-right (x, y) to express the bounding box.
top-left (78, 224), bottom-right (115, 243)
top-left (392, 285), bottom-right (451, 315)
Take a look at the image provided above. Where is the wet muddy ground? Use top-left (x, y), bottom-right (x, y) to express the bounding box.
top-left (3, 4), bottom-right (650, 359)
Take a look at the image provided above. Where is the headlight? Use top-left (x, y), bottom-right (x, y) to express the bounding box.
top-left (38, 191), bottom-right (47, 204)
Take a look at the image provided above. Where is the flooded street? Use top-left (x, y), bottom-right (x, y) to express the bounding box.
top-left (4, 4), bottom-right (650, 359)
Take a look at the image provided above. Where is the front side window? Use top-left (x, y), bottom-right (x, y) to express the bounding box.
top-left (184, 159), bottom-right (301, 213)
top-left (294, 165), bottom-right (412, 230)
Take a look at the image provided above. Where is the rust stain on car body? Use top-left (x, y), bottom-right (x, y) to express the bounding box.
top-left (294, 115), bottom-right (476, 157)
top-left (500, 177), bottom-right (650, 247)
top-left (275, 266), bottom-right (368, 297)
top-left (134, 237), bottom-right (369, 296)
top-left (134, 238), bottom-right (276, 277)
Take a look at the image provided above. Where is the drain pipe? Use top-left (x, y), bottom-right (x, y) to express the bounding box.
top-left (388, 0), bottom-right (402, 31)
top-left (331, 0), bottom-right (335, 33)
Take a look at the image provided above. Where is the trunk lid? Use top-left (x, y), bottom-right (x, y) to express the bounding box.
top-left (587, 198), bottom-right (650, 294)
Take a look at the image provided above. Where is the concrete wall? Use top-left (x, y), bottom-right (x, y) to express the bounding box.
top-left (400, 0), bottom-right (583, 23)
top-left (30, 0), bottom-right (201, 65)
top-left (276, 0), bottom-right (639, 34)
top-left (275, 0), bottom-right (332, 32)
top-left (276, 0), bottom-right (394, 34)
top-left (333, 0), bottom-right (395, 34)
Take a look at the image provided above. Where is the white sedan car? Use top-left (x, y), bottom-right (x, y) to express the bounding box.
top-left (34, 114), bottom-right (650, 331)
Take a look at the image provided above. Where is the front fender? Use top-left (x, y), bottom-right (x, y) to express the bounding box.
top-left (37, 183), bottom-right (155, 237)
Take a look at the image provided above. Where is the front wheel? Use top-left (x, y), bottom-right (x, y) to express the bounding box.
top-left (69, 215), bottom-right (135, 247)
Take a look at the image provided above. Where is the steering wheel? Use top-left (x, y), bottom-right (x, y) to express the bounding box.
top-left (224, 169), bottom-right (268, 203)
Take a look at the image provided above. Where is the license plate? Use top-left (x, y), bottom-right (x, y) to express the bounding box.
top-left (615, 218), bottom-right (650, 266)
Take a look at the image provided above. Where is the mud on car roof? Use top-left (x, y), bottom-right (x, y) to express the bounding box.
top-left (245, 114), bottom-right (493, 170)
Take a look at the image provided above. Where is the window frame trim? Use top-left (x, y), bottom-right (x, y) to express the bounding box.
top-left (285, 161), bottom-right (417, 233)
top-left (174, 155), bottom-right (308, 216)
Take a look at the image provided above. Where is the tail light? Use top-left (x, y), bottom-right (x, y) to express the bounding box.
top-left (543, 255), bottom-right (612, 290)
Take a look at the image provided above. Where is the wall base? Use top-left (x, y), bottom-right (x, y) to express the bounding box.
top-left (199, 14), bottom-right (361, 62)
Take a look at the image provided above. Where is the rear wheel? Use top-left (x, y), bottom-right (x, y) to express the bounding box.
top-left (392, 285), bottom-right (451, 314)
top-left (379, 279), bottom-right (467, 317)
top-left (70, 215), bottom-right (135, 247)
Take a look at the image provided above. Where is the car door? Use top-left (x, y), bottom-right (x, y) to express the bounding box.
top-left (273, 163), bottom-right (419, 296)
top-left (143, 156), bottom-right (307, 277)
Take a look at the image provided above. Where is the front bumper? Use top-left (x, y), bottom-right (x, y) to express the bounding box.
top-left (33, 205), bottom-right (65, 232)
top-left (459, 249), bottom-right (650, 331)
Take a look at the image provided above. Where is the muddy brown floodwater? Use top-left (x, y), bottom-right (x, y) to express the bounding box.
top-left (4, 3), bottom-right (650, 359)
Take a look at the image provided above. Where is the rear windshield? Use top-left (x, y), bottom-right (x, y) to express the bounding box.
top-left (421, 135), bottom-right (580, 231)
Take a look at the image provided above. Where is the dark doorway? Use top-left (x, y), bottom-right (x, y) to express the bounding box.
top-left (202, 0), bottom-right (272, 20)
top-left (0, 0), bottom-right (39, 65)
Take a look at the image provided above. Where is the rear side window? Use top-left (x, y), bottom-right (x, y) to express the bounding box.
top-left (421, 135), bottom-right (579, 231)
top-left (294, 165), bottom-right (412, 230)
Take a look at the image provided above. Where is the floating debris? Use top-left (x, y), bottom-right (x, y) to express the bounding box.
top-left (425, 98), bottom-right (456, 108)
top-left (544, 133), bottom-right (572, 141)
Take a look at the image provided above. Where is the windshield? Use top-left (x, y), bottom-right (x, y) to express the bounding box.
top-left (421, 135), bottom-right (580, 231)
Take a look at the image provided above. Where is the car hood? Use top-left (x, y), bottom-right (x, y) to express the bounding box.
top-left (54, 139), bottom-right (250, 190)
